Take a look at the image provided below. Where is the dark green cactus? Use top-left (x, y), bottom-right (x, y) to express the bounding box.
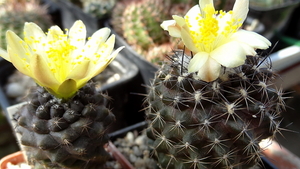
top-left (146, 50), bottom-right (287, 169)
top-left (15, 82), bottom-right (115, 168)
top-left (0, 0), bottom-right (52, 49)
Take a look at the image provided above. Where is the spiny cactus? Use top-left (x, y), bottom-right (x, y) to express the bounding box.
top-left (146, 50), bottom-right (287, 169)
top-left (1, 20), bottom-right (123, 168)
top-left (121, 0), bottom-right (168, 51)
top-left (111, 0), bottom-right (198, 65)
top-left (0, 0), bottom-right (52, 49)
top-left (15, 82), bottom-right (115, 168)
top-left (81, 0), bottom-right (116, 19)
top-left (111, 0), bottom-right (170, 64)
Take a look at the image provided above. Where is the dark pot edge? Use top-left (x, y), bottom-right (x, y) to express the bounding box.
top-left (104, 21), bottom-right (158, 86)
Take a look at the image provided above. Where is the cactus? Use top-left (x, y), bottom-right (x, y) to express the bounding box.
top-left (1, 20), bottom-right (123, 168)
top-left (0, 0), bottom-right (52, 49)
top-left (122, 0), bottom-right (169, 51)
top-left (81, 0), bottom-right (116, 19)
top-left (111, 0), bottom-right (170, 64)
top-left (15, 82), bottom-right (115, 168)
top-left (145, 50), bottom-right (286, 169)
top-left (111, 0), bottom-right (198, 65)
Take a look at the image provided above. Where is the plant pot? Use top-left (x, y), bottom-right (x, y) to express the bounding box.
top-left (105, 22), bottom-right (158, 86)
top-left (41, 0), bottom-right (99, 36)
top-left (1, 102), bottom-right (135, 169)
top-left (246, 0), bottom-right (300, 41)
top-left (260, 139), bottom-right (300, 169)
top-left (108, 122), bottom-right (285, 169)
top-left (0, 143), bottom-right (134, 169)
top-left (0, 114), bottom-right (19, 159)
top-left (0, 151), bottom-right (25, 169)
top-left (0, 53), bottom-right (145, 133)
top-left (41, 0), bottom-right (116, 35)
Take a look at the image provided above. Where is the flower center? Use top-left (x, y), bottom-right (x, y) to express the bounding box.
top-left (185, 5), bottom-right (242, 53)
top-left (46, 39), bottom-right (77, 72)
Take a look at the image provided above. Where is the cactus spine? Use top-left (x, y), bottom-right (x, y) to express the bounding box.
top-left (146, 50), bottom-right (287, 169)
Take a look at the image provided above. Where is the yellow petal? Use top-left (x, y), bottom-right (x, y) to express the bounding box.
top-left (161, 20), bottom-right (176, 31)
top-left (57, 79), bottom-right (77, 99)
top-left (6, 31), bottom-right (32, 76)
top-left (196, 57), bottom-right (221, 82)
top-left (172, 15), bottom-right (186, 27)
top-left (84, 27), bottom-right (111, 55)
top-left (232, 0), bottom-right (249, 25)
top-left (69, 20), bottom-right (86, 48)
top-left (210, 41), bottom-right (246, 68)
top-left (161, 20), bottom-right (181, 38)
top-left (96, 34), bottom-right (115, 58)
top-left (67, 60), bottom-right (90, 80)
top-left (0, 48), bottom-right (10, 62)
top-left (188, 52), bottom-right (209, 73)
top-left (90, 27), bottom-right (111, 43)
top-left (232, 30), bottom-right (271, 49)
top-left (47, 25), bottom-right (65, 42)
top-left (24, 22), bottom-right (47, 54)
top-left (185, 5), bottom-right (201, 32)
top-left (238, 43), bottom-right (257, 56)
top-left (199, 0), bottom-right (214, 16)
top-left (90, 46), bottom-right (124, 78)
top-left (180, 27), bottom-right (199, 53)
top-left (30, 53), bottom-right (59, 87)
top-left (217, 11), bottom-right (232, 33)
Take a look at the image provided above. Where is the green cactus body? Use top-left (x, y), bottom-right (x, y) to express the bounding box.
top-left (81, 0), bottom-right (116, 19)
top-left (122, 0), bottom-right (169, 50)
top-left (0, 0), bottom-right (52, 49)
top-left (15, 82), bottom-right (115, 168)
top-left (111, 0), bottom-right (169, 59)
top-left (146, 51), bottom-right (286, 169)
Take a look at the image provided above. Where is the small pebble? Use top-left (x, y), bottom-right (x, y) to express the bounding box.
top-left (135, 134), bottom-right (147, 145)
top-left (125, 132), bottom-right (134, 143)
top-left (6, 82), bottom-right (26, 98)
top-left (6, 162), bottom-right (31, 169)
top-left (133, 145), bottom-right (143, 156)
top-left (129, 153), bottom-right (137, 163)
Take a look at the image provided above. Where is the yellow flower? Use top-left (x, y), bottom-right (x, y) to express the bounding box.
top-left (0, 20), bottom-right (124, 99)
top-left (161, 0), bottom-right (271, 82)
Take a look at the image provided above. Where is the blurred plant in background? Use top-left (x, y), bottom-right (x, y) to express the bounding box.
top-left (250, 0), bottom-right (287, 9)
top-left (67, 0), bottom-right (117, 19)
top-left (111, 0), bottom-right (198, 65)
top-left (82, 0), bottom-right (116, 19)
top-left (0, 0), bottom-right (52, 49)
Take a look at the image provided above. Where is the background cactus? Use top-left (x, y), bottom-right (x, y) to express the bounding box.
top-left (146, 50), bottom-right (287, 168)
top-left (111, 0), bottom-right (197, 65)
top-left (66, 0), bottom-right (116, 19)
top-left (0, 0), bottom-right (52, 49)
top-left (81, 0), bottom-right (116, 19)
top-left (112, 0), bottom-right (169, 61)
top-left (15, 82), bottom-right (115, 168)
